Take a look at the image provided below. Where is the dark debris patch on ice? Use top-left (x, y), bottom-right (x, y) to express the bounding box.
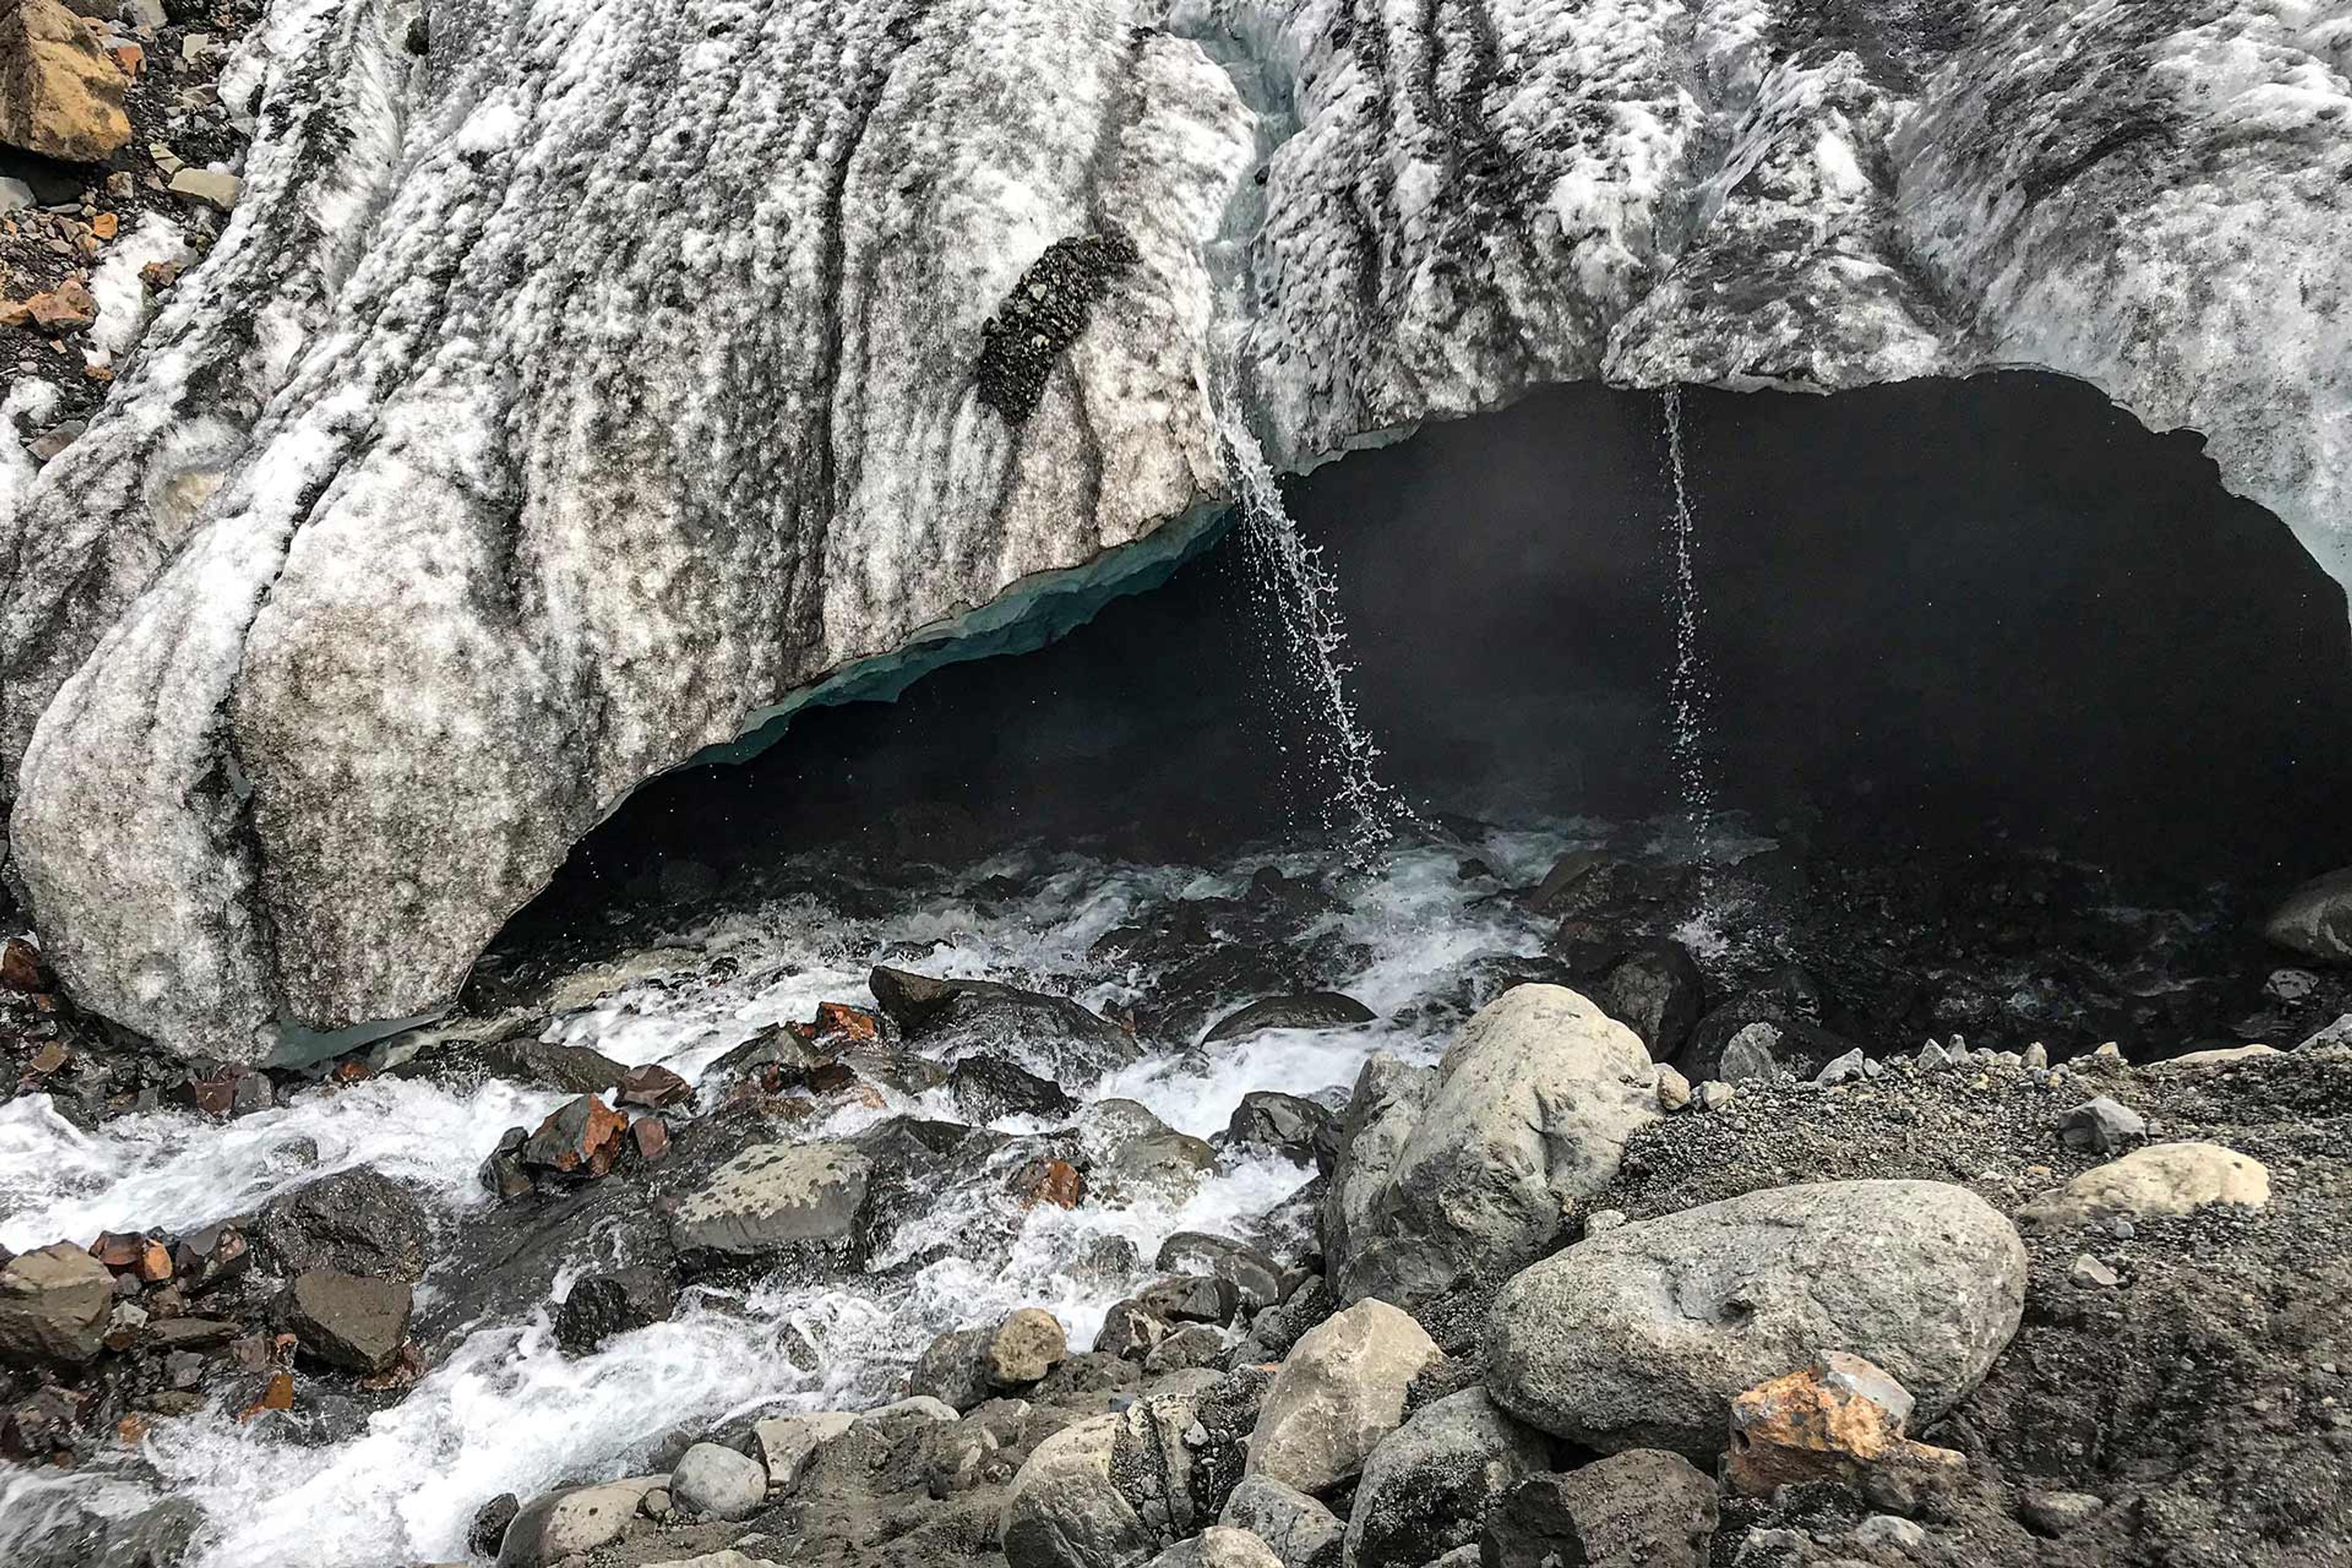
top-left (976, 226), bottom-right (1143, 422)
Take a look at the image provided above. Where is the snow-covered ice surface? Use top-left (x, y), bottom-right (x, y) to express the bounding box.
top-left (3, 0), bottom-right (2348, 1059)
top-left (0, 831), bottom-right (1565, 1568)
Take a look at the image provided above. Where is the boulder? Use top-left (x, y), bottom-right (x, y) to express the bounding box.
top-left (495, 1477), bottom-right (663, 1567)
top-left (1718, 1023), bottom-right (1781, 1084)
top-left (1084, 1101), bottom-right (1218, 1200)
top-left (990, 1306), bottom-right (1068, 1385)
top-left (553, 1267), bottom-right (677, 1355)
top-left (1202, 993), bottom-right (1376, 1044)
top-left (1485, 1180), bottom-right (2025, 1458)
top-left (870, 967), bottom-right (1142, 1082)
top-left (0, 0), bottom-right (131, 162)
top-left (2264, 867), bottom-right (2352, 962)
top-left (669, 1441), bottom-right (768, 1521)
top-left (1218, 1475), bottom-right (1342, 1568)
top-left (752, 1410), bottom-right (856, 1493)
top-left (1319, 1057), bottom-right (1435, 1287)
top-left (1341, 1387), bottom-right (1548, 1568)
top-left (0, 1242), bottom-right (111, 1363)
top-left (1482, 1451), bottom-right (1718, 1568)
top-left (2017, 1142), bottom-right (2270, 1227)
top-left (282, 1269), bottom-right (412, 1373)
top-left (1156, 1233), bottom-right (1283, 1312)
top-left (1332, 986), bottom-right (1658, 1334)
top-left (406, 1036), bottom-right (627, 1094)
top-left (1142, 1528), bottom-right (1285, 1568)
top-left (1000, 1411), bottom-right (1156, 1568)
top-left (949, 1055), bottom-right (1077, 1123)
top-left (913, 1327), bottom-right (997, 1412)
top-left (1226, 1092), bottom-right (1337, 1167)
top-left (1598, 941), bottom-right (1703, 1060)
top-left (257, 1167), bottom-right (431, 1283)
top-left (1246, 1298), bottom-right (1440, 1496)
top-left (667, 1141), bottom-right (874, 1275)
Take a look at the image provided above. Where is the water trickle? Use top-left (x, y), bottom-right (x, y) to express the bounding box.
top-left (1660, 387), bottom-right (1724, 941)
top-left (1213, 395), bottom-right (1410, 861)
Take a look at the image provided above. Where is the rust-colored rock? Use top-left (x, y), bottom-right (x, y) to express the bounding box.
top-left (631, 1116), bottom-right (669, 1163)
top-left (29, 1041), bottom-right (69, 1075)
top-left (804, 1060), bottom-right (859, 1095)
top-left (616, 1063), bottom-right (690, 1109)
top-left (0, 0), bottom-right (132, 162)
top-left (815, 1001), bottom-right (881, 1046)
top-left (1725, 1351), bottom-right (1966, 1500)
top-left (1014, 1157), bottom-right (1087, 1210)
top-left (1, 936), bottom-right (50, 993)
top-left (90, 1231), bottom-right (145, 1270)
top-left (134, 1239), bottom-right (174, 1283)
top-left (519, 1094), bottom-right (629, 1178)
top-left (238, 1371), bottom-right (293, 1421)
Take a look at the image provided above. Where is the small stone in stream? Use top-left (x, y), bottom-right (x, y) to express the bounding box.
top-left (631, 1115), bottom-right (669, 1161)
top-left (1723, 1352), bottom-right (1965, 1501)
top-left (554, 1267), bottom-right (677, 1355)
top-left (1203, 992), bottom-right (1378, 1044)
top-left (1655, 1064), bottom-right (1691, 1111)
top-left (1248, 1298), bottom-right (1439, 1495)
top-left (2068, 1254), bottom-right (2120, 1289)
top-left (2018, 1142), bottom-right (2269, 1227)
top-left (1719, 1023), bottom-right (1781, 1084)
top-left (1, 936), bottom-right (51, 991)
top-left (0, 0), bottom-right (132, 161)
top-left (2058, 1097), bottom-right (2146, 1153)
top-left (0, 1242), bottom-right (113, 1363)
top-left (1696, 1080), bottom-right (1735, 1111)
top-left (914, 1326), bottom-right (995, 1411)
top-left (1220, 1474), bottom-right (1343, 1568)
top-left (1157, 1233), bottom-right (1283, 1311)
top-left (519, 1094), bottom-right (630, 1180)
top-left (1482, 1450), bottom-right (1719, 1568)
top-left (283, 1270), bottom-right (412, 1373)
top-left (669, 1441), bottom-right (767, 1521)
top-left (166, 167), bottom-right (238, 209)
top-left (260, 1167), bottom-right (431, 1282)
top-left (481, 1127), bottom-right (533, 1199)
top-left (1093, 1298), bottom-right (1166, 1361)
top-left (2019, 1489), bottom-right (2105, 1536)
top-left (1814, 1049), bottom-right (1866, 1086)
top-left (668, 1140), bottom-right (874, 1275)
top-left (1137, 1272), bottom-right (1242, 1325)
top-left (616, 1063), bottom-right (690, 1109)
top-left (1011, 1156), bottom-right (1087, 1210)
top-left (469, 1493), bottom-right (520, 1556)
top-left (1226, 1091), bottom-right (1338, 1165)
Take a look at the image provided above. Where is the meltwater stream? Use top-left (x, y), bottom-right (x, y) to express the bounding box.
top-left (0, 831), bottom-right (1571, 1567)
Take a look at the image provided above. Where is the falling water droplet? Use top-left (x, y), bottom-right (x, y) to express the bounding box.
top-left (1662, 386), bottom-right (1721, 923)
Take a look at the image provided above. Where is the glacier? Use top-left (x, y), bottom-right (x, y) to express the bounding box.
top-left (1, 0), bottom-right (2348, 1059)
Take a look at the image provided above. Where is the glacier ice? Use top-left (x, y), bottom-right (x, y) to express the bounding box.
top-left (1, 0), bottom-right (2346, 1058)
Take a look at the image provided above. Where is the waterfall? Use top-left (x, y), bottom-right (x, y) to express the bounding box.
top-left (1212, 395), bottom-right (1409, 861)
top-left (1660, 386), bottom-right (1722, 922)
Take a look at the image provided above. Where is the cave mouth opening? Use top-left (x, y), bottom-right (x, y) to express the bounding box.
top-left (500, 371), bottom-right (2352, 967)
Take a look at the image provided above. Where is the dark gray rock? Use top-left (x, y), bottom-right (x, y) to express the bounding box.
top-left (2059, 1096), bottom-right (2146, 1154)
top-left (468, 1493), bottom-right (520, 1557)
top-left (553, 1267), bottom-right (677, 1356)
top-left (1202, 993), bottom-right (1376, 1044)
top-left (1599, 941), bottom-right (1704, 1060)
top-left (1156, 1232), bottom-right (1283, 1311)
top-left (1219, 1474), bottom-right (1343, 1568)
top-left (948, 1055), bottom-right (1077, 1123)
top-left (1482, 1451), bottom-right (1719, 1568)
top-left (1225, 1091), bottom-right (1337, 1168)
top-left (667, 1140), bottom-right (875, 1277)
top-left (0, 1242), bottom-right (112, 1365)
top-left (398, 1035), bottom-right (627, 1094)
top-left (257, 1167), bottom-right (431, 1283)
top-left (870, 965), bottom-right (1142, 1082)
top-left (1341, 1387), bottom-right (1549, 1568)
top-left (282, 1269), bottom-right (413, 1373)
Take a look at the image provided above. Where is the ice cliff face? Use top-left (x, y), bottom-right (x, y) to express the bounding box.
top-left (4, 0), bottom-right (2348, 1060)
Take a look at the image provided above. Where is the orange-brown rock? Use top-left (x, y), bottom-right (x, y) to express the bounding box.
top-left (238, 1371), bottom-right (293, 1420)
top-left (630, 1115), bottom-right (669, 1163)
top-left (0, 0), bottom-right (132, 163)
top-left (815, 1001), bottom-right (881, 1045)
top-left (1, 935), bottom-right (50, 992)
top-left (24, 278), bottom-right (96, 333)
top-left (134, 1239), bottom-right (173, 1283)
top-left (1014, 1156), bottom-right (1086, 1210)
top-left (1725, 1351), bottom-right (1965, 1500)
top-left (519, 1093), bottom-right (629, 1178)
top-left (616, 1062), bottom-right (690, 1109)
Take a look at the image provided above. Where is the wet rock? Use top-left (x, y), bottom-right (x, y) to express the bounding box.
top-left (1722, 1352), bottom-right (1966, 1502)
top-left (1487, 1180), bottom-right (2025, 1458)
top-left (1157, 1233), bottom-right (1283, 1312)
top-left (409, 1036), bottom-right (627, 1094)
top-left (1342, 1387), bottom-right (1548, 1568)
top-left (1332, 986), bottom-right (1658, 1337)
top-left (468, 1493), bottom-right (520, 1556)
top-left (554, 1267), bottom-right (677, 1355)
top-left (753, 1410), bottom-right (856, 1492)
top-left (1599, 941), bottom-right (1703, 1060)
top-left (948, 1055), bottom-right (1076, 1123)
top-left (282, 1270), bottom-right (412, 1373)
top-left (616, 1062), bottom-right (692, 1108)
top-left (1482, 1450), bottom-right (1719, 1568)
top-left (668, 1140), bottom-right (874, 1276)
top-left (2264, 866), bottom-right (2352, 962)
top-left (1218, 1475), bottom-right (1342, 1568)
top-left (1319, 1055), bottom-right (1434, 1287)
top-left (0, 1242), bottom-right (112, 1363)
top-left (1000, 1410), bottom-right (1156, 1568)
top-left (479, 1128), bottom-right (533, 1200)
top-left (870, 965), bottom-right (1142, 1081)
top-left (257, 1167), bottom-right (430, 1283)
top-left (1137, 1272), bottom-right (1243, 1326)
top-left (1246, 1298), bottom-right (1440, 1496)
top-left (0, 0), bottom-right (132, 162)
top-left (518, 1093), bottom-right (630, 1180)
top-left (631, 1116), bottom-right (670, 1163)
top-left (670, 1440), bottom-right (767, 1520)
top-left (1527, 849), bottom-right (1609, 914)
top-left (1142, 1527), bottom-right (1284, 1568)
top-left (494, 1477), bottom-right (662, 1567)
top-left (2017, 1142), bottom-right (2270, 1227)
top-left (1084, 1100), bottom-right (1217, 1199)
top-left (2057, 1096), bottom-right (2145, 1153)
top-left (914, 1327), bottom-right (997, 1411)
top-left (1202, 992), bottom-right (1376, 1044)
top-left (1225, 1092), bottom-right (1336, 1169)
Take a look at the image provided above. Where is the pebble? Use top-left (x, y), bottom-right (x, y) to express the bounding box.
top-left (2068, 1254), bottom-right (2120, 1289)
top-left (2059, 1096), bottom-right (2145, 1154)
top-left (1697, 1080), bottom-right (1736, 1112)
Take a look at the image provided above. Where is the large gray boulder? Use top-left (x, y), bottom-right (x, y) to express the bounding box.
top-left (1331, 986), bottom-right (1658, 1334)
top-left (9, 0), bottom-right (2344, 1064)
top-left (257, 1167), bottom-right (431, 1283)
top-left (667, 1142), bottom-right (874, 1276)
top-left (1341, 1388), bottom-right (1550, 1568)
top-left (1482, 1452), bottom-right (1719, 1568)
top-left (2265, 867), bottom-right (2352, 962)
top-left (1319, 1056), bottom-right (1435, 1292)
top-left (282, 1269), bottom-right (413, 1373)
top-left (1218, 1476), bottom-right (1342, 1568)
top-left (1246, 1298), bottom-right (1440, 1498)
top-left (494, 1477), bottom-right (663, 1567)
top-left (0, 1242), bottom-right (112, 1364)
top-left (1485, 1180), bottom-right (2026, 1459)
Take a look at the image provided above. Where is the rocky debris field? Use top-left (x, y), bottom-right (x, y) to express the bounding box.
top-left (1, 0), bottom-right (260, 439)
top-left (1, 822), bottom-right (2348, 1567)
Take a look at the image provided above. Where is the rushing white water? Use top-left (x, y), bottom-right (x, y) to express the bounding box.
top-left (0, 831), bottom-right (1563, 1567)
top-left (1659, 386), bottom-right (1725, 953)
